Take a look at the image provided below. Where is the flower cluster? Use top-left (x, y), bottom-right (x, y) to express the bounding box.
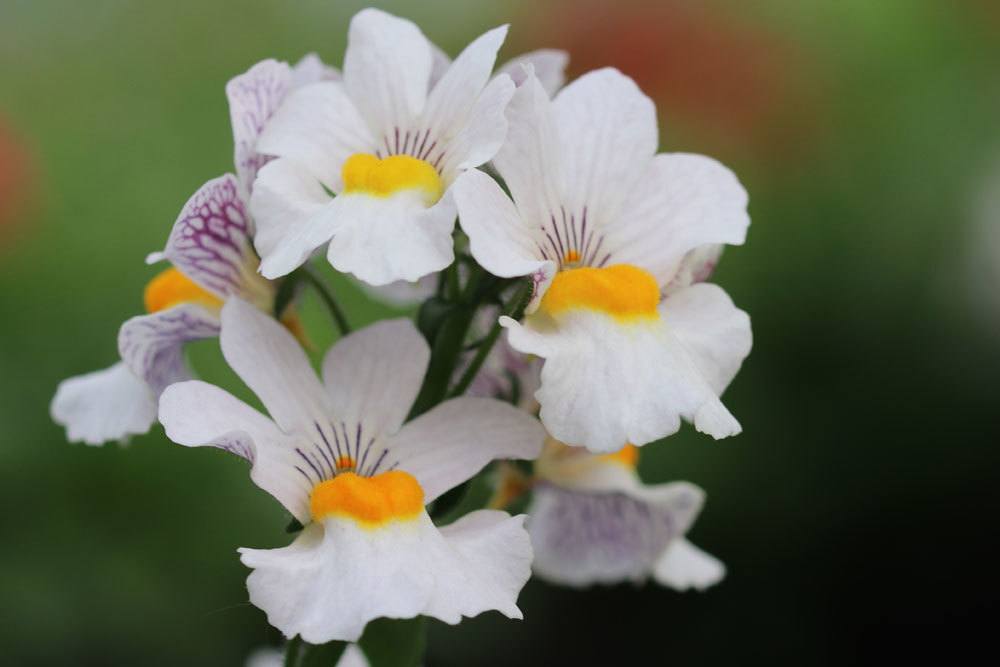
top-left (51, 7), bottom-right (751, 661)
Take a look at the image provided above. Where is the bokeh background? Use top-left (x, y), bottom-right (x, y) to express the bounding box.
top-left (2, 1), bottom-right (998, 664)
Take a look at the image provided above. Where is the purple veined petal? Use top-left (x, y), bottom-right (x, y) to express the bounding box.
top-left (118, 303), bottom-right (221, 396)
top-left (227, 59), bottom-right (293, 193)
top-left (164, 174), bottom-right (271, 306)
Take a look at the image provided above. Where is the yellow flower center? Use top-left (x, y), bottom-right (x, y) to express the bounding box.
top-left (143, 267), bottom-right (223, 314)
top-left (310, 470), bottom-right (425, 526)
top-left (599, 444), bottom-right (640, 469)
top-left (538, 264), bottom-right (660, 321)
top-left (341, 153), bottom-right (443, 206)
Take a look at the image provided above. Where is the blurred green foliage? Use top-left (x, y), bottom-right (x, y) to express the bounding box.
top-left (1, 1), bottom-right (998, 665)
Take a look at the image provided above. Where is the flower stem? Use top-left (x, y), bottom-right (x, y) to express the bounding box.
top-left (301, 264), bottom-right (351, 336)
top-left (447, 277), bottom-right (533, 398)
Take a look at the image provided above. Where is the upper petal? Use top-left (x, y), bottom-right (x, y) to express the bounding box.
top-left (158, 379), bottom-right (312, 521)
top-left (118, 303), bottom-right (221, 395)
top-left (321, 318), bottom-right (430, 437)
top-left (551, 68), bottom-right (658, 227)
top-left (609, 153), bottom-right (749, 286)
top-left (387, 397), bottom-right (545, 503)
top-left (226, 59), bottom-right (292, 192)
top-left (343, 8), bottom-right (433, 140)
top-left (438, 73), bottom-right (515, 182)
top-left (50, 361), bottom-right (157, 445)
top-left (497, 49), bottom-right (569, 96)
top-left (163, 174), bottom-right (270, 306)
top-left (219, 297), bottom-right (330, 435)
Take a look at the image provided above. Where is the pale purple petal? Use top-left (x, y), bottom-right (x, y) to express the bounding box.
top-left (164, 174), bottom-right (265, 302)
top-left (291, 53), bottom-right (341, 87)
top-left (118, 304), bottom-right (221, 396)
top-left (227, 59), bottom-right (293, 192)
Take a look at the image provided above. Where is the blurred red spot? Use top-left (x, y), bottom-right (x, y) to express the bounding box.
top-left (0, 116), bottom-right (35, 249)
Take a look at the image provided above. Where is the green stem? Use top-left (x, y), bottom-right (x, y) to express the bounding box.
top-left (447, 278), bottom-right (533, 398)
top-left (284, 636), bottom-right (302, 667)
top-left (301, 264), bottom-right (351, 336)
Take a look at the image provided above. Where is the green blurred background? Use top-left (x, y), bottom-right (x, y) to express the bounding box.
top-left (2, 1), bottom-right (998, 664)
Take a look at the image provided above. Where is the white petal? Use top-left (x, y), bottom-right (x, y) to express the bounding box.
top-left (255, 82), bottom-right (372, 192)
top-left (251, 158), bottom-right (338, 279)
top-left (240, 509), bottom-right (530, 643)
top-left (226, 59), bottom-right (292, 192)
top-left (356, 273), bottom-right (438, 307)
top-left (158, 380), bottom-right (312, 521)
top-left (453, 169), bottom-right (550, 278)
top-left (666, 283), bottom-right (752, 395)
top-left (291, 53), bottom-right (341, 86)
top-left (551, 68), bottom-right (658, 227)
top-left (50, 362), bottom-right (157, 445)
top-left (609, 153), bottom-right (749, 285)
top-left (118, 303), bottom-right (220, 395)
top-left (343, 8), bottom-right (433, 139)
top-left (325, 191), bottom-right (455, 286)
top-left (652, 538), bottom-right (726, 591)
top-left (219, 298), bottom-right (330, 435)
top-left (422, 25), bottom-right (507, 155)
top-left (503, 308), bottom-right (742, 452)
top-left (321, 319), bottom-right (429, 436)
top-left (438, 73), bottom-right (516, 182)
top-left (664, 244), bottom-right (725, 294)
top-left (491, 72), bottom-right (564, 243)
top-left (244, 648), bottom-right (283, 667)
top-left (497, 49), bottom-right (569, 95)
top-left (387, 397), bottom-right (545, 503)
top-left (528, 480), bottom-right (702, 587)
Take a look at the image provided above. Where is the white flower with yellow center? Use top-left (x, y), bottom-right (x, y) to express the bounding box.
top-left (528, 439), bottom-right (724, 590)
top-left (453, 67), bottom-right (752, 452)
top-left (158, 298), bottom-right (545, 642)
top-left (249, 8), bottom-right (517, 286)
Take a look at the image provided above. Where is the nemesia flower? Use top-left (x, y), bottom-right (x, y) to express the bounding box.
top-left (158, 299), bottom-right (545, 642)
top-left (249, 8), bottom-right (517, 286)
top-left (50, 55), bottom-right (331, 445)
top-left (528, 439), bottom-right (724, 590)
top-left (453, 67), bottom-right (752, 452)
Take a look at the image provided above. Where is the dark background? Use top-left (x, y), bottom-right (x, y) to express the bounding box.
top-left (2, 1), bottom-right (998, 664)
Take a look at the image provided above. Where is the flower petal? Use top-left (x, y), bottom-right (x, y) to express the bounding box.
top-left (50, 362), bottom-right (157, 445)
top-left (252, 158), bottom-right (338, 279)
top-left (666, 282), bottom-right (752, 395)
top-left (325, 191), bottom-right (455, 286)
top-left (502, 306), bottom-right (742, 452)
top-left (438, 73), bottom-right (515, 182)
top-left (255, 82), bottom-right (372, 192)
top-left (387, 397), bottom-right (545, 503)
top-left (321, 319), bottom-right (429, 437)
top-left (551, 68), bottom-right (658, 227)
top-left (609, 153), bottom-right (749, 286)
top-left (453, 169), bottom-right (550, 278)
top-left (219, 297), bottom-right (330, 435)
top-left (291, 53), bottom-right (341, 87)
top-left (356, 273), bottom-right (438, 307)
top-left (528, 480), bottom-right (702, 587)
top-left (118, 303), bottom-right (221, 395)
top-left (158, 380), bottom-right (312, 521)
top-left (226, 59), bottom-right (292, 193)
top-left (163, 174), bottom-right (269, 305)
top-left (652, 538), bottom-right (726, 591)
top-left (496, 49), bottom-right (569, 95)
top-left (240, 509), bottom-right (530, 642)
top-left (343, 8), bottom-right (433, 139)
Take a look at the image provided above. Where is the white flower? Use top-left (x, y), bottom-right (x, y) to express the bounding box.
top-left (453, 68), bottom-right (752, 452)
top-left (158, 298), bottom-right (545, 642)
top-left (51, 55), bottom-right (330, 445)
top-left (527, 439), bottom-right (724, 590)
top-left (249, 8), bottom-right (517, 286)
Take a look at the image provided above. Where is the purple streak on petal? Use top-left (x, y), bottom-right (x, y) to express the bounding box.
top-left (227, 59), bottom-right (292, 192)
top-left (118, 303), bottom-right (221, 396)
top-left (165, 174), bottom-right (258, 299)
